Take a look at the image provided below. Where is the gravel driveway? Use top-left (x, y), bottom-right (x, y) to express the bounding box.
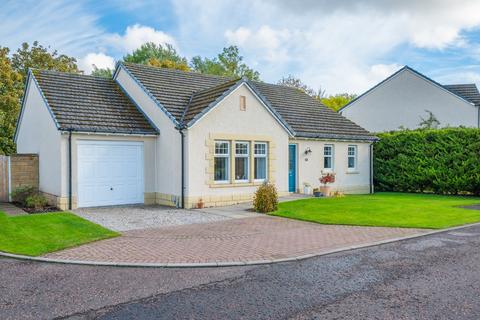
top-left (74, 205), bottom-right (229, 231)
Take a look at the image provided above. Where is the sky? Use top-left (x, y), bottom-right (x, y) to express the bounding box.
top-left (1, 0), bottom-right (480, 95)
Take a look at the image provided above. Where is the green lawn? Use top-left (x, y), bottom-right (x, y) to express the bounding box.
top-left (0, 211), bottom-right (118, 256)
top-left (272, 193), bottom-right (480, 229)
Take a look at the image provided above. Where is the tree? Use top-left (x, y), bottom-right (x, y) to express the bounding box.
top-left (419, 110), bottom-right (440, 129)
top-left (321, 93), bottom-right (357, 112)
top-left (191, 46), bottom-right (260, 81)
top-left (91, 65), bottom-right (113, 78)
top-left (0, 42), bottom-right (80, 154)
top-left (11, 41), bottom-right (79, 79)
top-left (0, 47), bottom-right (23, 154)
top-left (277, 75), bottom-right (325, 99)
top-left (123, 43), bottom-right (190, 71)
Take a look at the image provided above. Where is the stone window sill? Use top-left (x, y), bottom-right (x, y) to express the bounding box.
top-left (209, 181), bottom-right (264, 188)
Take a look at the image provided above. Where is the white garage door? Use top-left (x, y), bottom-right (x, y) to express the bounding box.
top-left (77, 140), bottom-right (144, 208)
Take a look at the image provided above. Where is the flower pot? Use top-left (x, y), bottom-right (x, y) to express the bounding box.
top-left (319, 186), bottom-right (331, 197)
top-left (313, 191), bottom-right (322, 197)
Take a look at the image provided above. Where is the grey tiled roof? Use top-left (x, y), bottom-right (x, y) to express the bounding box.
top-left (443, 84), bottom-right (480, 107)
top-left (182, 79), bottom-right (241, 124)
top-left (33, 70), bottom-right (157, 134)
top-left (123, 63), bottom-right (376, 141)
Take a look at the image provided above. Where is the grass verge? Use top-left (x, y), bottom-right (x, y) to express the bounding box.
top-left (272, 192), bottom-right (480, 229)
top-left (0, 211), bottom-right (118, 256)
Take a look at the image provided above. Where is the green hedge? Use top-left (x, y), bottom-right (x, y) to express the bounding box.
top-left (374, 128), bottom-right (480, 195)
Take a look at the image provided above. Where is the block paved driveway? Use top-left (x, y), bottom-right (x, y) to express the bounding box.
top-left (44, 214), bottom-right (427, 264)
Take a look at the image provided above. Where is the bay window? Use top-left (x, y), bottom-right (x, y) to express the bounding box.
top-left (254, 142), bottom-right (268, 181)
top-left (214, 141), bottom-right (229, 182)
top-left (235, 142), bottom-right (249, 182)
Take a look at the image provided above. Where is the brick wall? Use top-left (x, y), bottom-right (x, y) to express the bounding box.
top-left (10, 154), bottom-right (39, 190)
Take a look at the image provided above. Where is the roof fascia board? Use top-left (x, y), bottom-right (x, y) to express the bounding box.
top-left (293, 133), bottom-right (378, 142)
top-left (186, 80), bottom-right (295, 137)
top-left (15, 70), bottom-right (61, 143)
top-left (116, 63), bottom-right (180, 126)
top-left (292, 136), bottom-right (378, 143)
top-left (59, 129), bottom-right (158, 137)
top-left (13, 71), bottom-right (32, 143)
top-left (114, 77), bottom-right (160, 135)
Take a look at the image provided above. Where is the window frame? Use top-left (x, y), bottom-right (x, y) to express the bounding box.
top-left (234, 141), bottom-right (250, 183)
top-left (323, 144), bottom-right (334, 171)
top-left (347, 145), bottom-right (357, 171)
top-left (214, 141), bottom-right (230, 183)
top-left (254, 142), bottom-right (268, 182)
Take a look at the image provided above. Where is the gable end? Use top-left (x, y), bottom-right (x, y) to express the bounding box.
top-left (14, 70), bottom-right (60, 143)
top-left (339, 66), bottom-right (475, 113)
top-left (115, 63), bottom-right (180, 127)
top-left (186, 80), bottom-right (295, 136)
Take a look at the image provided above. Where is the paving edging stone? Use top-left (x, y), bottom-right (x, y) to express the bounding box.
top-left (1, 222), bottom-right (479, 268)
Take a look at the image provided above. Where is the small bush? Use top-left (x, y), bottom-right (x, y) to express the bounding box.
top-left (253, 183), bottom-right (278, 213)
top-left (25, 194), bottom-right (49, 211)
top-left (11, 185), bottom-right (37, 206)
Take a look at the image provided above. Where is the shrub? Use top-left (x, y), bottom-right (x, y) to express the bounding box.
top-left (253, 183), bottom-right (278, 213)
top-left (374, 128), bottom-right (480, 195)
top-left (25, 194), bottom-right (49, 211)
top-left (11, 185), bottom-right (37, 206)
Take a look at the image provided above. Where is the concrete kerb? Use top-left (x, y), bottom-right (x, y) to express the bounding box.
top-left (2, 221), bottom-right (480, 268)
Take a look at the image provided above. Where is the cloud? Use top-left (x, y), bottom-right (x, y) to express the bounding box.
top-left (78, 53), bottom-right (115, 74)
top-left (225, 26), bottom-right (291, 64)
top-left (172, 0), bottom-right (480, 93)
top-left (106, 24), bottom-right (177, 54)
top-left (270, 0), bottom-right (480, 49)
top-left (0, 0), bottom-right (105, 57)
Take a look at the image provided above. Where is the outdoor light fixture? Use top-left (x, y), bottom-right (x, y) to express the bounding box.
top-left (304, 147), bottom-right (312, 155)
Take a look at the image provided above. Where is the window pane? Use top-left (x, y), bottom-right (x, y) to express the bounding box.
top-left (255, 157), bottom-right (267, 180)
top-left (214, 157), bottom-right (228, 181)
top-left (348, 146), bottom-right (356, 156)
top-left (348, 156), bottom-right (355, 168)
top-left (215, 142), bottom-right (229, 155)
top-left (324, 157), bottom-right (332, 169)
top-left (254, 143), bottom-right (266, 155)
top-left (324, 146), bottom-right (332, 156)
top-left (236, 142), bottom-right (248, 155)
top-left (235, 157), bottom-right (248, 180)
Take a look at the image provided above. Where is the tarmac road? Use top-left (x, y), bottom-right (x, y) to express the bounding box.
top-left (1, 224), bottom-right (480, 319)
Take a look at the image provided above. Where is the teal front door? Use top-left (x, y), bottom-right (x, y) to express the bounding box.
top-left (288, 144), bottom-right (297, 192)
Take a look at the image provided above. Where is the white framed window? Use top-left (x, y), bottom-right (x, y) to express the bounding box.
top-left (235, 141), bottom-right (249, 182)
top-left (254, 142), bottom-right (268, 181)
top-left (323, 144), bottom-right (334, 170)
top-left (347, 145), bottom-right (357, 170)
top-left (214, 141), bottom-right (230, 182)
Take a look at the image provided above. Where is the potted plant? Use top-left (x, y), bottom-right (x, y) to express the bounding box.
top-left (303, 182), bottom-right (312, 195)
top-left (319, 172), bottom-right (335, 197)
top-left (313, 187), bottom-right (322, 197)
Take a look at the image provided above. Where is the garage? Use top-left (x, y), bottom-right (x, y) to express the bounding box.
top-left (77, 140), bottom-right (144, 208)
